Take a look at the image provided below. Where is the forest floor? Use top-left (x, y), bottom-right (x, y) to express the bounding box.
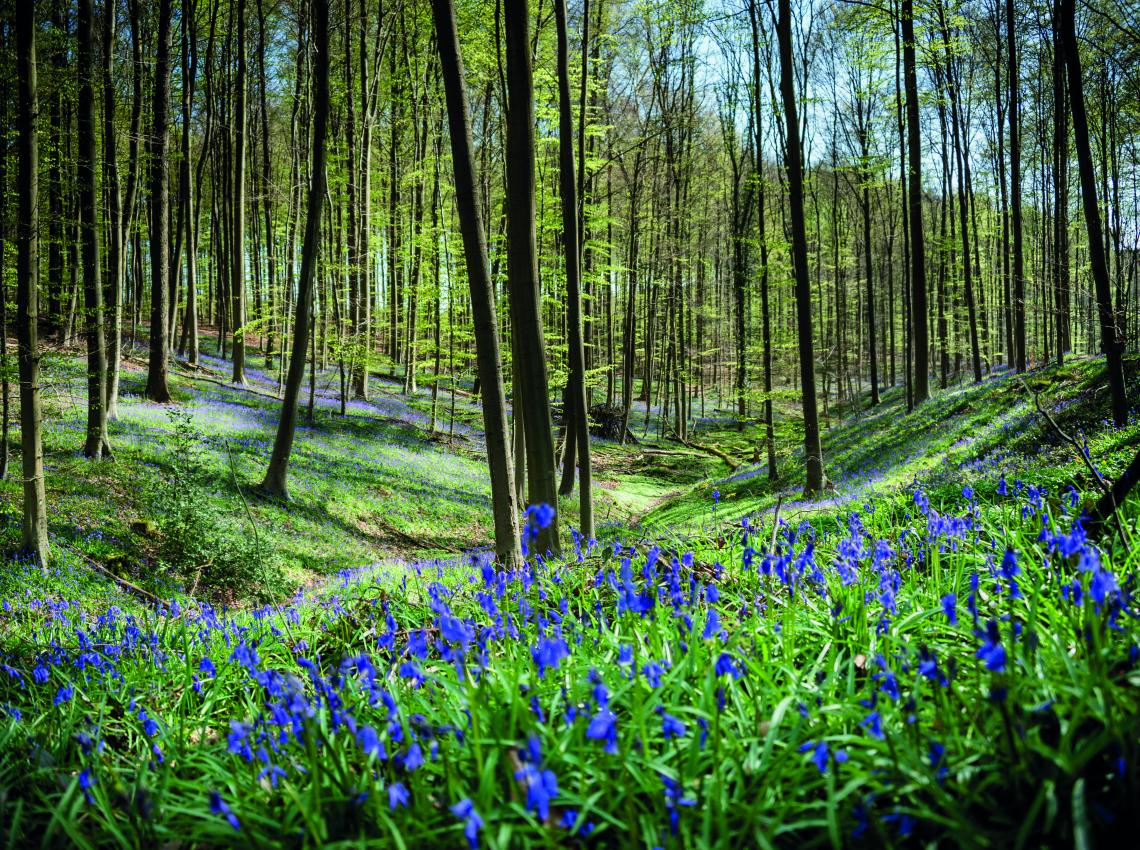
top-left (1, 346), bottom-right (1139, 847)
top-left (2, 338), bottom-right (1137, 605)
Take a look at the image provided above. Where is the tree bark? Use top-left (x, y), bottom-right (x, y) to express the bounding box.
top-left (901, 0), bottom-right (928, 403)
top-left (1006, 0), bottom-right (1026, 371)
top-left (15, 0), bottom-right (51, 565)
top-left (554, 0), bottom-right (593, 539)
top-left (146, 0), bottom-right (173, 402)
top-left (1060, 0), bottom-right (1127, 427)
top-left (431, 0), bottom-right (523, 567)
top-left (777, 0), bottom-right (825, 495)
top-left (262, 0), bottom-right (330, 499)
top-left (78, 0), bottom-right (111, 458)
top-left (230, 0), bottom-right (248, 384)
top-left (504, 0), bottom-right (560, 554)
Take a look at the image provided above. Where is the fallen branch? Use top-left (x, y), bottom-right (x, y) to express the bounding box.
top-left (174, 366), bottom-right (284, 403)
top-left (55, 539), bottom-right (165, 607)
top-left (1020, 376), bottom-right (1128, 543)
top-left (666, 429), bottom-right (741, 470)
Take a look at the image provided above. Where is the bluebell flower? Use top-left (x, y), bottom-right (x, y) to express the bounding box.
top-left (586, 708), bottom-right (618, 754)
top-left (976, 621), bottom-right (1006, 672)
top-left (450, 798), bottom-right (483, 849)
top-left (388, 781), bottom-right (409, 810)
top-left (702, 608), bottom-right (725, 640)
top-left (800, 739), bottom-right (847, 773)
top-left (559, 809), bottom-right (595, 836)
top-left (400, 742), bottom-right (424, 772)
top-left (715, 652), bottom-right (743, 680)
top-left (258, 764), bottom-right (286, 788)
top-left (209, 791), bottom-right (240, 831)
top-left (78, 768), bottom-right (96, 803)
top-left (940, 593), bottom-right (957, 625)
top-left (514, 736), bottom-right (559, 820)
top-left (54, 684), bottom-right (73, 706)
top-left (860, 710), bottom-right (883, 739)
top-left (357, 725), bottom-right (385, 761)
top-left (661, 774), bottom-right (696, 835)
top-left (659, 709), bottom-right (687, 740)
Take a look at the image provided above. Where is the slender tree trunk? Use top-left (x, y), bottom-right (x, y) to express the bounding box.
top-left (1006, 0), bottom-right (1026, 370)
top-left (504, 0), bottom-right (560, 553)
top-left (230, 0), bottom-right (248, 383)
top-left (1052, 0), bottom-right (1069, 364)
top-left (262, 0), bottom-right (330, 498)
top-left (431, 0), bottom-right (523, 567)
top-left (102, 0), bottom-right (125, 416)
top-left (146, 0), bottom-right (173, 402)
top-left (78, 0), bottom-right (110, 458)
top-left (902, 0), bottom-right (928, 403)
top-left (777, 0), bottom-right (824, 494)
top-left (554, 0), bottom-right (593, 538)
top-left (0, 38), bottom-right (8, 481)
top-left (15, 0), bottom-right (50, 565)
top-left (1060, 0), bottom-right (1127, 426)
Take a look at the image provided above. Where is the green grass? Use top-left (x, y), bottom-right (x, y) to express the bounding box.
top-left (0, 351), bottom-right (1138, 847)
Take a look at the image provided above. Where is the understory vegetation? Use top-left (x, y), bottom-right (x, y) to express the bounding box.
top-left (1, 351), bottom-right (1138, 848)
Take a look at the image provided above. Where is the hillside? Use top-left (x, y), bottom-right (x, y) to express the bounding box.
top-left (1, 352), bottom-right (1138, 847)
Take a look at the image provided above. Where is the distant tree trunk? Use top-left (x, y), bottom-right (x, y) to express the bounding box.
top-left (146, 0), bottom-right (173, 402)
top-left (860, 149), bottom-right (880, 406)
top-left (15, 0), bottom-right (50, 565)
top-left (1051, 0), bottom-right (1069, 364)
top-left (47, 2), bottom-right (65, 340)
top-left (178, 0), bottom-right (200, 365)
top-left (1060, 0), bottom-right (1127, 427)
top-left (262, 0), bottom-right (330, 499)
top-left (901, 0), bottom-right (928, 404)
top-left (750, 0), bottom-right (776, 478)
top-left (0, 37), bottom-right (7, 481)
top-left (431, 0), bottom-right (523, 567)
top-left (101, 0), bottom-right (124, 416)
top-left (504, 0), bottom-right (559, 553)
top-left (1006, 0), bottom-right (1026, 371)
top-left (938, 5), bottom-right (981, 383)
top-left (230, 0), bottom-right (248, 384)
top-left (78, 0), bottom-right (110, 458)
top-left (553, 0), bottom-right (593, 538)
top-left (777, 0), bottom-right (824, 495)
top-left (618, 149), bottom-right (642, 444)
top-left (257, 0), bottom-right (277, 370)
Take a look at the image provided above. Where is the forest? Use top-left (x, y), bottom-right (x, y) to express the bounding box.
top-left (0, 0), bottom-right (1139, 845)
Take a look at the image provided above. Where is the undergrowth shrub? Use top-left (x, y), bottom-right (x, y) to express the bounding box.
top-left (144, 409), bottom-right (282, 603)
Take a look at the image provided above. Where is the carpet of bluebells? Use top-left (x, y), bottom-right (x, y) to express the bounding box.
top-left (2, 473), bottom-right (1138, 847)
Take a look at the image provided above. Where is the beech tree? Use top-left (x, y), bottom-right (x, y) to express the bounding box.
top-left (14, 0), bottom-right (50, 564)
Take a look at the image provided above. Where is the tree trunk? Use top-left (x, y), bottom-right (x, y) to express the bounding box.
top-left (902, 0), bottom-right (928, 404)
top-left (78, 0), bottom-right (110, 458)
top-left (262, 0), bottom-right (330, 499)
top-left (554, 0), bottom-right (593, 539)
top-left (230, 0), bottom-right (248, 384)
top-left (504, 0), bottom-right (560, 554)
top-left (146, 0), bottom-right (173, 402)
top-left (431, 0), bottom-right (523, 567)
top-left (15, 0), bottom-right (50, 565)
top-left (102, 0), bottom-right (125, 416)
top-left (1060, 0), bottom-right (1127, 427)
top-left (1006, 0), bottom-right (1026, 371)
top-left (777, 0), bottom-right (824, 495)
